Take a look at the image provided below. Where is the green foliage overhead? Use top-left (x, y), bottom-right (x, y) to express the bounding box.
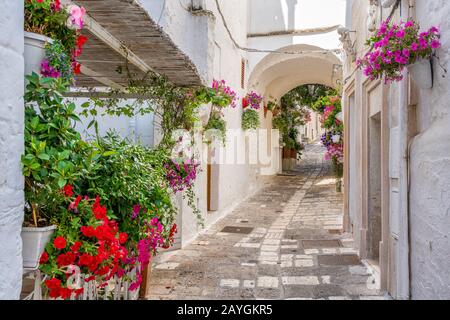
top-left (282, 84), bottom-right (338, 113)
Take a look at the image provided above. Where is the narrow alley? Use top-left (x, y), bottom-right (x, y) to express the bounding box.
top-left (147, 144), bottom-right (385, 300)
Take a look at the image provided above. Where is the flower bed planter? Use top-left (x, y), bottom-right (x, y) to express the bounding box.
top-left (21, 225), bottom-right (56, 269)
top-left (408, 58), bottom-right (433, 89)
top-left (24, 31), bottom-right (53, 76)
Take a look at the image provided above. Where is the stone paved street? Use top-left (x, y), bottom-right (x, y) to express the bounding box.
top-left (147, 143), bottom-right (386, 300)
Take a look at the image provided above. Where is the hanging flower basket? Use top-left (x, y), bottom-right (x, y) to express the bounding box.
top-left (332, 134), bottom-right (341, 144)
top-left (242, 97), bottom-right (250, 109)
top-left (357, 19), bottom-right (441, 84)
top-left (408, 58), bottom-right (433, 89)
top-left (21, 225), bottom-right (57, 269)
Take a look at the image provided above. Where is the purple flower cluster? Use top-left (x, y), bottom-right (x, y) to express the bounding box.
top-left (357, 20), bottom-right (441, 83)
top-left (165, 159), bottom-right (199, 193)
top-left (212, 79), bottom-right (238, 108)
top-left (244, 91), bottom-right (263, 110)
top-left (41, 59), bottom-right (61, 78)
top-left (321, 132), bottom-right (333, 148)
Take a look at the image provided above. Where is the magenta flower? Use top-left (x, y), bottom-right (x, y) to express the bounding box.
top-left (357, 20), bottom-right (441, 83)
top-left (132, 204), bottom-right (141, 220)
top-left (41, 59), bottom-right (61, 78)
top-left (431, 40), bottom-right (441, 49)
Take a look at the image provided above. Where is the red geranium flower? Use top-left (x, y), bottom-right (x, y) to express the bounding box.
top-left (79, 253), bottom-right (94, 267)
top-left (69, 195), bottom-right (82, 211)
top-left (53, 236), bottom-right (67, 250)
top-left (92, 196), bottom-right (107, 220)
top-left (59, 287), bottom-right (72, 299)
top-left (119, 232), bottom-right (128, 244)
top-left (45, 278), bottom-right (61, 290)
top-left (63, 184), bottom-right (74, 197)
top-left (76, 35), bottom-right (88, 49)
top-left (39, 252), bottom-right (49, 264)
top-left (56, 252), bottom-right (76, 267)
top-left (70, 241), bottom-right (82, 252)
top-left (81, 226), bottom-right (95, 238)
top-left (73, 62), bottom-right (81, 75)
top-left (48, 288), bottom-right (61, 299)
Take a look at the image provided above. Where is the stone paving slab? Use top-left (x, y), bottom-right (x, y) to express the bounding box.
top-left (146, 144), bottom-right (386, 300)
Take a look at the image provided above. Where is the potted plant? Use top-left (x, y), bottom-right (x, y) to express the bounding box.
top-left (357, 19), bottom-right (441, 88)
top-left (24, 0), bottom-right (86, 77)
top-left (242, 109), bottom-right (260, 131)
top-left (265, 100), bottom-right (278, 118)
top-left (243, 91), bottom-right (263, 110)
top-left (21, 74), bottom-right (88, 269)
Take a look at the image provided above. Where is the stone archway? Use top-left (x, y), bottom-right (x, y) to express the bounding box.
top-left (249, 44), bottom-right (342, 101)
top-left (248, 44), bottom-right (342, 176)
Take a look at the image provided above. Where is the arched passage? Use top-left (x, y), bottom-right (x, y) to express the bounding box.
top-left (249, 44), bottom-right (342, 100)
top-left (249, 44), bottom-right (342, 176)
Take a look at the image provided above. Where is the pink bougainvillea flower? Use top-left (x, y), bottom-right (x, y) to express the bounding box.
top-left (67, 5), bottom-right (86, 30)
top-left (431, 40), bottom-right (441, 49)
top-left (41, 59), bottom-right (61, 79)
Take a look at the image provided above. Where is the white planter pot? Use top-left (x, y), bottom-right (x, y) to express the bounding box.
top-left (332, 134), bottom-right (341, 144)
top-left (408, 58), bottom-right (433, 89)
top-left (21, 225), bottom-right (57, 269)
top-left (24, 31), bottom-right (53, 76)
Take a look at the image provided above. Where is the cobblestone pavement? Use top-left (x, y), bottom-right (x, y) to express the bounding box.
top-left (147, 143), bottom-right (386, 300)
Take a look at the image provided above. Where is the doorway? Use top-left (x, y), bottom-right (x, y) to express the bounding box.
top-left (368, 112), bottom-right (382, 263)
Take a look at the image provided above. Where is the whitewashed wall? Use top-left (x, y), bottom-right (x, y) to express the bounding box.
top-left (344, 0), bottom-right (450, 300)
top-left (72, 98), bottom-right (155, 147)
top-left (248, 0), bottom-right (346, 71)
top-left (409, 0), bottom-right (450, 300)
top-left (0, 2), bottom-right (24, 300)
top-left (141, 0), bottom-right (265, 245)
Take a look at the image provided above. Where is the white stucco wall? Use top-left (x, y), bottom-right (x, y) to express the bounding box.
top-left (409, 0), bottom-right (450, 300)
top-left (344, 0), bottom-right (450, 300)
top-left (0, 2), bottom-right (24, 300)
top-left (72, 98), bottom-right (155, 147)
top-left (248, 0), bottom-right (346, 71)
top-left (139, 0), bottom-right (267, 246)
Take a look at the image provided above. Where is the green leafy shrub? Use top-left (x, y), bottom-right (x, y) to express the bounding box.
top-left (242, 109), bottom-right (260, 130)
top-left (204, 114), bottom-right (227, 145)
top-left (79, 133), bottom-right (177, 243)
top-left (22, 73), bottom-right (93, 226)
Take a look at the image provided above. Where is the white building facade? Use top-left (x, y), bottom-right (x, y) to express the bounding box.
top-left (342, 0), bottom-right (450, 299)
